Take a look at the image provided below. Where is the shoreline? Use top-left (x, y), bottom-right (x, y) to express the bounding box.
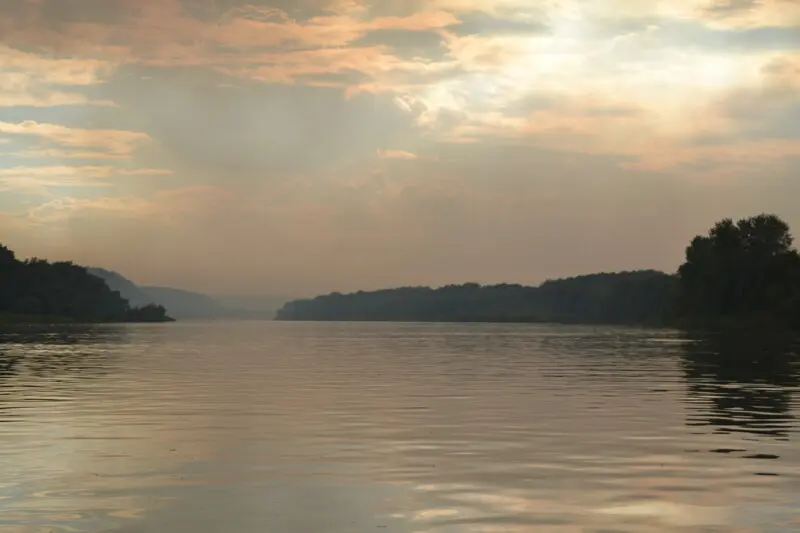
top-left (0, 313), bottom-right (176, 325)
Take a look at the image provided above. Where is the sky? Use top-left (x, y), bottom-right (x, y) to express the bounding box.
top-left (0, 0), bottom-right (798, 296)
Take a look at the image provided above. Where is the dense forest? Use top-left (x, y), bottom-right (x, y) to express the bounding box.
top-left (88, 268), bottom-right (282, 320)
top-left (276, 214), bottom-right (800, 328)
top-left (0, 244), bottom-right (172, 323)
top-left (276, 271), bottom-right (676, 325)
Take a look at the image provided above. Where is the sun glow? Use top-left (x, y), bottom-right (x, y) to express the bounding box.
top-left (400, 25), bottom-right (768, 145)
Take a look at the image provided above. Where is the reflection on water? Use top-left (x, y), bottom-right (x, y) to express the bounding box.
top-left (0, 325), bottom-right (130, 380)
top-left (0, 322), bottom-right (798, 533)
top-left (682, 332), bottom-right (800, 441)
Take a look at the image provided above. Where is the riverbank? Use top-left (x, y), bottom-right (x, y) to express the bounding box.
top-left (0, 313), bottom-right (176, 325)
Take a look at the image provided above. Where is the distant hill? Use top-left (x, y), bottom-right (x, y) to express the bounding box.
top-left (87, 268), bottom-right (281, 320)
top-left (87, 267), bottom-right (154, 308)
top-left (140, 286), bottom-right (226, 319)
top-left (214, 295), bottom-right (286, 318)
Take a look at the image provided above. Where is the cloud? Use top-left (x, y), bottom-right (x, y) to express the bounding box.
top-left (0, 1), bottom-right (458, 68)
top-left (647, 20), bottom-right (800, 53)
top-left (375, 24), bottom-right (798, 174)
top-left (377, 149), bottom-right (419, 159)
top-left (27, 196), bottom-right (154, 224)
top-left (3, 0), bottom-right (792, 107)
top-left (706, 0), bottom-right (762, 16)
top-left (0, 121), bottom-right (151, 157)
top-left (0, 45), bottom-right (116, 107)
top-left (1, 0), bottom-right (799, 294)
top-left (0, 87), bottom-right (107, 108)
top-left (699, 0), bottom-right (800, 29)
top-left (0, 165), bottom-right (174, 196)
top-left (448, 11), bottom-right (548, 36)
top-left (0, 178), bottom-right (111, 197)
top-left (0, 46), bottom-right (109, 85)
top-left (761, 52), bottom-right (800, 86)
top-left (621, 138), bottom-right (800, 176)
top-left (449, 95), bottom-right (800, 178)
top-left (0, 1), bottom-right (472, 102)
top-left (714, 58), bottom-right (800, 141)
top-left (351, 28), bottom-right (449, 60)
top-left (216, 46), bottom-right (457, 87)
top-left (118, 168), bottom-right (174, 176)
top-left (0, 165), bottom-right (114, 178)
top-left (9, 149), bottom-right (130, 160)
top-left (0, 165), bottom-right (113, 196)
top-left (97, 73), bottom-right (421, 181)
top-left (24, 184), bottom-right (221, 225)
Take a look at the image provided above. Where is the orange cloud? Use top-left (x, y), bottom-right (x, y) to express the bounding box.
top-left (118, 168), bottom-right (174, 176)
top-left (0, 121), bottom-right (151, 157)
top-left (0, 166), bottom-right (114, 178)
top-left (0, 166), bottom-right (113, 196)
top-left (0, 165), bottom-right (174, 196)
top-left (0, 45), bottom-right (116, 107)
top-left (27, 196), bottom-right (154, 225)
top-left (24, 185), bottom-right (222, 226)
top-left (377, 149), bottom-right (419, 159)
top-left (0, 0), bottom-right (464, 100)
top-left (0, 2), bottom-right (457, 68)
top-left (679, 0), bottom-right (800, 29)
top-left (10, 149), bottom-right (130, 160)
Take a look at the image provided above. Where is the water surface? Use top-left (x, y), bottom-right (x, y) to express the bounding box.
top-left (0, 322), bottom-right (798, 532)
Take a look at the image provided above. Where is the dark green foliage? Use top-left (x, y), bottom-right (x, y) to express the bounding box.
top-left (0, 244), bottom-right (173, 323)
top-left (536, 270), bottom-right (678, 325)
top-left (275, 270), bottom-right (678, 325)
top-left (677, 213), bottom-right (800, 327)
top-left (124, 303), bottom-right (174, 322)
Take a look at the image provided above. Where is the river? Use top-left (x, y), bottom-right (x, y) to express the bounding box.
top-left (0, 321), bottom-right (798, 532)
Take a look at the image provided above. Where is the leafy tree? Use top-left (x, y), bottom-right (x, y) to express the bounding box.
top-left (0, 243), bottom-right (173, 323)
top-left (677, 213), bottom-right (800, 326)
top-left (125, 303), bottom-right (172, 322)
top-left (0, 245), bottom-right (15, 266)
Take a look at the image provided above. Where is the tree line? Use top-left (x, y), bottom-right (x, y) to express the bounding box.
top-left (276, 271), bottom-right (676, 325)
top-left (277, 214), bottom-right (800, 328)
top-left (0, 244), bottom-right (173, 323)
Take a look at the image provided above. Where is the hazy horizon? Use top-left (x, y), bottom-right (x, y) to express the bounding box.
top-left (1, 0), bottom-right (798, 296)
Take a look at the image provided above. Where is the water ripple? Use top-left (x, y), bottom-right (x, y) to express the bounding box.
top-left (0, 322), bottom-right (798, 532)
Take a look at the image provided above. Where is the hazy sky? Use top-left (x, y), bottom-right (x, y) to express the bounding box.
top-left (0, 0), bottom-right (798, 296)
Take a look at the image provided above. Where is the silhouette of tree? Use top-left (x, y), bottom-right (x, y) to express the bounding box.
top-left (0, 245), bottom-right (15, 266)
top-left (0, 243), bottom-right (173, 323)
top-left (677, 213), bottom-right (800, 326)
top-left (125, 303), bottom-right (171, 322)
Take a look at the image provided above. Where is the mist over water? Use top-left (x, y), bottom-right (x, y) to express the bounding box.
top-left (0, 322), bottom-right (798, 532)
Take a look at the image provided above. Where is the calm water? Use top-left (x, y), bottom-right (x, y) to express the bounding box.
top-left (0, 322), bottom-right (799, 533)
